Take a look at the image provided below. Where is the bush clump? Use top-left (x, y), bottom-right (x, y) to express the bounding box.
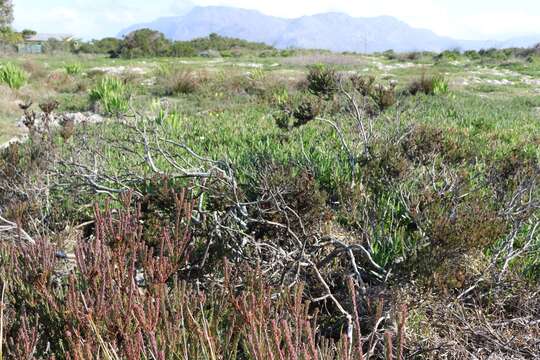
top-left (349, 75), bottom-right (397, 114)
top-left (155, 66), bottom-right (200, 95)
top-left (274, 93), bottom-right (321, 130)
top-left (307, 64), bottom-right (339, 99)
top-left (408, 74), bottom-right (449, 95)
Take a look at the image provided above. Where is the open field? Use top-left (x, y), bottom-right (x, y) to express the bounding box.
top-left (1, 50), bottom-right (540, 358)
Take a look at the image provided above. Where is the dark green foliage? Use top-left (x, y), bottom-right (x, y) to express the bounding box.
top-left (372, 83), bottom-right (397, 111)
top-left (408, 73), bottom-right (449, 96)
top-left (0, 25), bottom-right (20, 43)
top-left (115, 28), bottom-right (172, 58)
top-left (170, 41), bottom-right (197, 57)
top-left (78, 37), bottom-right (121, 55)
top-left (434, 48), bottom-right (461, 61)
top-left (107, 31), bottom-right (274, 59)
top-left (274, 93), bottom-right (321, 129)
top-left (189, 32), bottom-right (272, 53)
top-left (20, 29), bottom-right (36, 40)
top-left (349, 75), bottom-right (397, 113)
top-left (464, 50), bottom-right (480, 60)
top-left (307, 64), bottom-right (339, 99)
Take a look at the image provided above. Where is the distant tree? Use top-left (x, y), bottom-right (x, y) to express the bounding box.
top-left (21, 29), bottom-right (37, 40)
top-left (0, 0), bottom-right (14, 29)
top-left (78, 37), bottom-right (121, 55)
top-left (116, 29), bottom-right (171, 58)
top-left (0, 26), bottom-right (21, 44)
top-left (171, 41), bottom-right (196, 57)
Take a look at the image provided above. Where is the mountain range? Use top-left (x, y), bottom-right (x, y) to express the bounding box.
top-left (119, 6), bottom-right (540, 53)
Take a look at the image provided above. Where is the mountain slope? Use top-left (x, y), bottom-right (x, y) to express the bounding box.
top-left (119, 6), bottom-right (540, 52)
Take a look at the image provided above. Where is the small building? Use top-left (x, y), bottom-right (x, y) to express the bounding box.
top-left (17, 33), bottom-right (74, 54)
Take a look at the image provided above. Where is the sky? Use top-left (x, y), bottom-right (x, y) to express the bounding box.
top-left (12, 0), bottom-right (540, 40)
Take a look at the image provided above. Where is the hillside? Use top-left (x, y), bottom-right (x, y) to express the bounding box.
top-left (119, 6), bottom-right (540, 52)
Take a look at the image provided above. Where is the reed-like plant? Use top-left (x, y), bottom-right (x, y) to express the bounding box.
top-left (0, 63), bottom-right (28, 89)
top-left (89, 76), bottom-right (130, 116)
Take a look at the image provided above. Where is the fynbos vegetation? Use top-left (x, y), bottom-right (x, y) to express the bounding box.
top-left (1, 33), bottom-right (540, 359)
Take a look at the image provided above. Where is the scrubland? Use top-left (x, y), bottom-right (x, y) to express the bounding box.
top-left (0, 48), bottom-right (539, 359)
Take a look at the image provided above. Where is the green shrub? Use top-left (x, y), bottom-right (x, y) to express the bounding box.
top-left (408, 74), bottom-right (449, 96)
top-left (89, 76), bottom-right (130, 116)
top-left (464, 50), bottom-right (480, 60)
top-left (306, 64), bottom-right (338, 99)
top-left (349, 75), bottom-right (396, 113)
top-left (372, 83), bottom-right (397, 111)
top-left (383, 49), bottom-right (397, 60)
top-left (0, 63), bottom-right (28, 89)
top-left (64, 63), bottom-right (82, 75)
top-left (434, 49), bottom-right (461, 62)
top-left (273, 93), bottom-right (321, 130)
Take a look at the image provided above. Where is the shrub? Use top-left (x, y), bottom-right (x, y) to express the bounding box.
top-left (170, 41), bottom-right (196, 57)
top-left (89, 76), bottom-right (130, 116)
top-left (78, 37), bottom-right (121, 55)
top-left (351, 74), bottom-right (376, 96)
top-left (116, 28), bottom-right (172, 59)
top-left (64, 63), bottom-right (82, 75)
top-left (292, 95), bottom-right (321, 126)
top-left (274, 94), bottom-right (321, 130)
top-left (372, 83), bottom-right (397, 111)
top-left (307, 64), bottom-right (338, 99)
top-left (408, 74), bottom-right (449, 96)
top-left (383, 49), bottom-right (397, 60)
top-left (434, 49), bottom-right (461, 62)
top-left (464, 50), bottom-right (480, 60)
top-left (401, 125), bottom-right (468, 164)
top-left (155, 66), bottom-right (200, 95)
top-left (349, 75), bottom-right (396, 113)
top-left (0, 63), bottom-right (28, 89)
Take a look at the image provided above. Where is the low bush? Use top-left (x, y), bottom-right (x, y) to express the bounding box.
top-left (274, 93), bottom-right (321, 129)
top-left (307, 64), bottom-right (339, 99)
top-left (408, 74), bottom-right (449, 95)
top-left (155, 66), bottom-right (200, 95)
top-left (372, 83), bottom-right (397, 111)
top-left (349, 75), bottom-right (397, 113)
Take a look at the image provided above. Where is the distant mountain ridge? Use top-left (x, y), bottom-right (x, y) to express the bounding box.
top-left (119, 6), bottom-right (540, 53)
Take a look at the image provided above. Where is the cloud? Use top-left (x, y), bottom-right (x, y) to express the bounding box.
top-left (13, 0), bottom-right (188, 39)
top-left (458, 12), bottom-right (540, 38)
top-left (11, 0), bottom-right (540, 40)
